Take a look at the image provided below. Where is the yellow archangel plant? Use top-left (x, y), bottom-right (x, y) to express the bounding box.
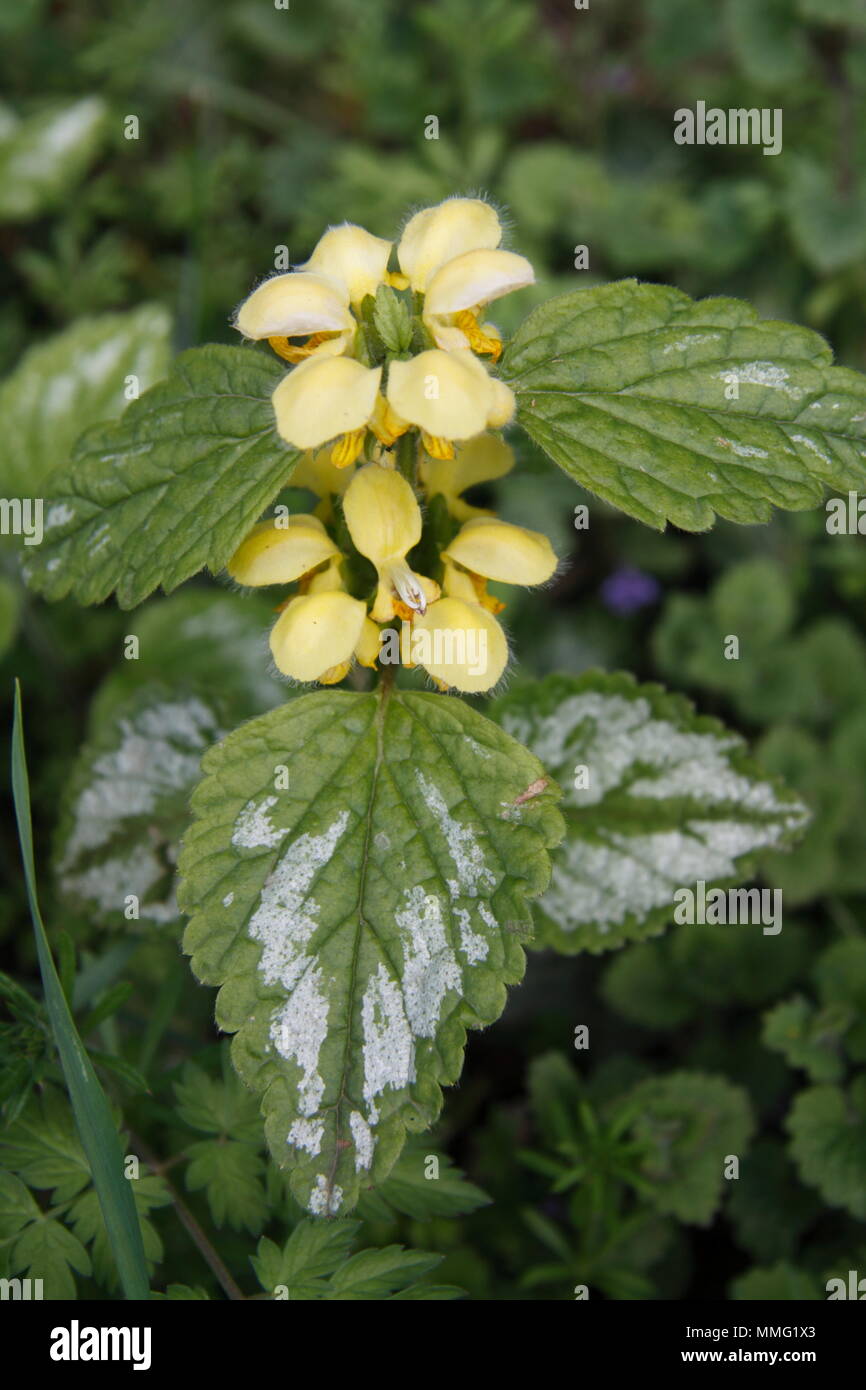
top-left (229, 197), bottom-right (557, 693)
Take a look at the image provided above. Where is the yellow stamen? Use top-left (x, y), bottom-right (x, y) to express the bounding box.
top-left (267, 331), bottom-right (336, 363)
top-left (387, 271), bottom-right (411, 290)
top-left (422, 431), bottom-right (455, 460)
top-left (468, 569), bottom-right (505, 613)
top-left (331, 429), bottom-right (367, 468)
top-left (453, 310), bottom-right (502, 361)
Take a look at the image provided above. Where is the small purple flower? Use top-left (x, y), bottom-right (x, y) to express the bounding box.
top-left (600, 565), bottom-right (661, 616)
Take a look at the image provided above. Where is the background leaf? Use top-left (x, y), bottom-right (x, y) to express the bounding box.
top-left (0, 305), bottom-right (172, 496)
top-left (492, 671), bottom-right (808, 953)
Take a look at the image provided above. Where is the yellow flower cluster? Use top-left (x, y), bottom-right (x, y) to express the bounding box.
top-left (229, 198), bottom-right (557, 693)
top-left (234, 196), bottom-right (531, 464)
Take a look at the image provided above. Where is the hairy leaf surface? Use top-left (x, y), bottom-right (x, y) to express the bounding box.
top-left (22, 345), bottom-right (294, 607)
top-left (502, 280), bottom-right (866, 529)
top-left (179, 688), bottom-right (562, 1215)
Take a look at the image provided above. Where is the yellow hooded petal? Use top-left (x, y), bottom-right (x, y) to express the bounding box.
top-left (386, 349), bottom-right (511, 442)
top-left (269, 591), bottom-right (367, 682)
top-left (411, 596), bottom-right (508, 693)
top-left (235, 272), bottom-right (353, 343)
top-left (397, 198), bottom-right (501, 291)
top-left (424, 249), bottom-right (535, 318)
top-left (443, 517), bottom-right (557, 586)
top-left (343, 463), bottom-right (422, 564)
top-left (271, 358), bottom-right (382, 450)
top-left (228, 514), bottom-right (338, 586)
top-left (299, 224), bottom-right (392, 305)
top-left (354, 616), bottom-right (381, 668)
top-left (420, 434), bottom-right (514, 518)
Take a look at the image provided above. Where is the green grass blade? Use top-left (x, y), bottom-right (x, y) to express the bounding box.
top-left (11, 680), bottom-right (150, 1301)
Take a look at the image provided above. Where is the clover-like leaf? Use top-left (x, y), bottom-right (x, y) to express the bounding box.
top-left (502, 279), bottom-right (866, 529)
top-left (786, 1076), bottom-right (866, 1221)
top-left (625, 1071), bottom-right (754, 1226)
top-left (762, 996), bottom-right (850, 1083)
top-left (729, 1262), bottom-right (821, 1301)
top-left (179, 688), bottom-right (563, 1216)
top-left (22, 345), bottom-right (295, 608)
top-left (492, 671), bottom-right (808, 953)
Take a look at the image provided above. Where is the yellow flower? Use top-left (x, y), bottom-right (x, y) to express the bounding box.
top-left (227, 514), bottom-right (338, 587)
top-left (423, 250), bottom-right (533, 356)
top-left (440, 516), bottom-right (557, 615)
top-left (397, 198), bottom-right (533, 359)
top-left (269, 590), bottom-right (371, 684)
top-left (343, 463), bottom-right (439, 621)
top-left (420, 433), bottom-right (514, 521)
top-left (397, 198), bottom-right (502, 291)
top-left (234, 273), bottom-right (355, 364)
top-left (386, 349), bottom-right (515, 459)
top-left (298, 223), bottom-right (392, 306)
top-left (235, 224), bottom-right (392, 364)
top-left (443, 517), bottom-right (557, 586)
top-left (411, 595), bottom-right (508, 693)
top-left (272, 357), bottom-right (382, 465)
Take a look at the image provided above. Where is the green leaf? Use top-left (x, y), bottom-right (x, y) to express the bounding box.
top-left (251, 1219), bottom-right (359, 1298)
top-left (725, 0), bottom-right (810, 87)
top-left (326, 1245), bottom-right (443, 1300)
top-left (11, 688), bottom-right (150, 1299)
top-left (185, 1140), bottom-right (267, 1233)
top-left (22, 345), bottom-right (294, 608)
top-left (727, 1139), bottom-right (821, 1263)
top-left (0, 97), bottom-right (107, 221)
top-left (54, 685), bottom-right (225, 929)
top-left (784, 158), bottom-right (866, 274)
top-left (10, 1215), bottom-right (91, 1300)
top-left (0, 1086), bottom-right (92, 1203)
top-left (355, 1139), bottom-right (490, 1220)
top-left (0, 1170), bottom-right (40, 1240)
top-left (372, 284), bottom-right (413, 355)
top-left (0, 306), bottom-right (172, 497)
top-left (710, 558), bottom-right (795, 647)
top-left (763, 996), bottom-right (849, 1082)
top-left (173, 1058), bottom-right (265, 1144)
top-left (250, 1220), bottom-right (451, 1299)
top-left (501, 279), bottom-right (866, 530)
top-left (68, 1177), bottom-right (170, 1289)
top-left (492, 672), bottom-right (808, 953)
top-left (729, 1261), bottom-right (821, 1301)
top-left (815, 938), bottom-right (866, 1062)
top-left (625, 1071), bottom-right (754, 1225)
top-left (179, 687), bottom-right (562, 1215)
top-left (786, 1076), bottom-right (866, 1220)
